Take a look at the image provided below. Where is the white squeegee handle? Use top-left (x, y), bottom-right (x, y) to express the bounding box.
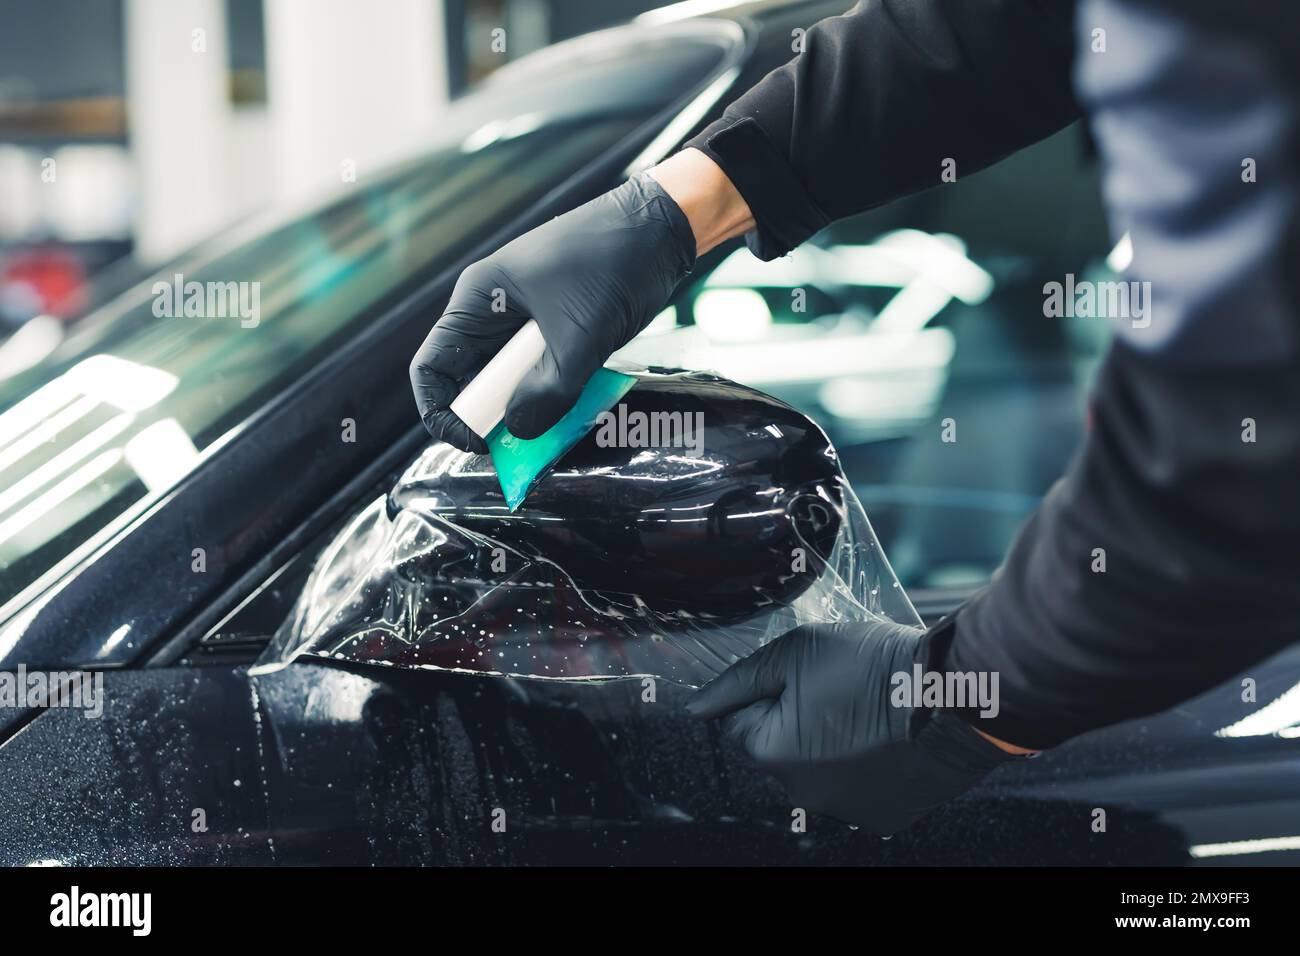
top-left (449, 319), bottom-right (547, 440)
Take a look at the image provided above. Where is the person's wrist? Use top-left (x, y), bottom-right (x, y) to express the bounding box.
top-left (912, 612), bottom-right (1039, 756)
top-left (647, 148), bottom-right (755, 256)
top-left (917, 709), bottom-right (1016, 773)
top-left (971, 725), bottom-right (1039, 755)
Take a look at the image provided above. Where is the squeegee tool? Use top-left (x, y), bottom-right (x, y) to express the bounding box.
top-left (450, 319), bottom-right (635, 511)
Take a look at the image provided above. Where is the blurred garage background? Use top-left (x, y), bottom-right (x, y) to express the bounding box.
top-left (0, 0), bottom-right (665, 321)
top-left (0, 0), bottom-right (1117, 595)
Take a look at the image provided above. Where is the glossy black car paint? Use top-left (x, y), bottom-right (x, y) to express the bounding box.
top-left (268, 370), bottom-right (899, 685)
top-left (389, 371), bottom-right (846, 621)
top-left (2, 1), bottom-right (1298, 866)
top-left (5, 652), bottom-right (1297, 866)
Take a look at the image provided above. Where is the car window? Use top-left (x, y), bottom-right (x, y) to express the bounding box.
top-left (0, 26), bottom-right (734, 610)
top-left (621, 124), bottom-right (1115, 589)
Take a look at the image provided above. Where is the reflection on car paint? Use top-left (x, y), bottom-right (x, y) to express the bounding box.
top-left (2, 661), bottom-right (1244, 865)
top-left (263, 370), bottom-right (921, 685)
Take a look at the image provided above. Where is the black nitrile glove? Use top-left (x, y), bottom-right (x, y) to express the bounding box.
top-left (410, 172), bottom-right (696, 453)
top-left (685, 618), bottom-right (1017, 834)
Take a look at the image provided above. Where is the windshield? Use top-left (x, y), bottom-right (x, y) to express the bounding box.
top-left (0, 26), bottom-right (732, 610)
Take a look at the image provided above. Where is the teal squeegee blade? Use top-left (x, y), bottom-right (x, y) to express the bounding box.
top-left (486, 367), bottom-right (637, 512)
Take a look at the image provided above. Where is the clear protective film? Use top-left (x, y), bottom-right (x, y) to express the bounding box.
top-left (263, 370), bottom-right (922, 686)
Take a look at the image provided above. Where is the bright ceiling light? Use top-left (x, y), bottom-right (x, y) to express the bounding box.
top-left (1190, 835), bottom-right (1300, 859)
top-left (693, 288), bottom-right (772, 342)
top-left (0, 448), bottom-right (122, 548)
top-left (65, 354), bottom-right (178, 412)
top-left (124, 418), bottom-right (200, 493)
top-left (1107, 231), bottom-right (1134, 273)
top-left (1216, 680), bottom-right (1300, 738)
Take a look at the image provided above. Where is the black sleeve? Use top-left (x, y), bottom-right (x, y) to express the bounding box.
top-left (684, 0), bottom-right (1081, 259)
top-left (940, 0), bottom-right (1300, 751)
top-left (946, 345), bottom-right (1300, 751)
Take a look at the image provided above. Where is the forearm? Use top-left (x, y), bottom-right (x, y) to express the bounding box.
top-left (683, 0), bottom-right (1080, 259)
top-left (647, 148), bottom-right (754, 256)
top-left (949, 0), bottom-right (1300, 750)
top-left (947, 346), bottom-right (1300, 751)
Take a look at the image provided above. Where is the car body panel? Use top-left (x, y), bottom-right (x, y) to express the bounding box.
top-left (1, 0), bottom-right (1296, 867)
top-left (3, 648), bottom-right (1298, 865)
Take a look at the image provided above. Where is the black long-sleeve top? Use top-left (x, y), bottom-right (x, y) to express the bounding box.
top-left (686, 0), bottom-right (1300, 749)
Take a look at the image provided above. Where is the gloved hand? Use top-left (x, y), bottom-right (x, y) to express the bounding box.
top-left (685, 618), bottom-right (1017, 834)
top-left (410, 172), bottom-right (696, 453)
